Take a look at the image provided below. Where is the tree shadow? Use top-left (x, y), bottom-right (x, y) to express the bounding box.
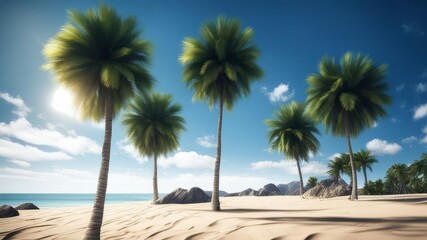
top-left (362, 196), bottom-right (427, 204)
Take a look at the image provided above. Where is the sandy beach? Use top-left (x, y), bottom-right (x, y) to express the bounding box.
top-left (0, 194), bottom-right (426, 240)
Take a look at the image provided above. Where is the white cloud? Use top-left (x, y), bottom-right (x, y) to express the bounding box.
top-left (8, 159), bottom-right (31, 167)
top-left (396, 83), bottom-right (405, 92)
top-left (414, 103), bottom-right (427, 120)
top-left (0, 138), bottom-right (72, 162)
top-left (116, 139), bottom-right (149, 164)
top-left (328, 153), bottom-right (341, 160)
top-left (366, 139), bottom-right (402, 156)
top-left (402, 136), bottom-right (418, 144)
top-left (197, 135), bottom-right (216, 148)
top-left (372, 122), bottom-right (378, 128)
top-left (262, 83), bottom-right (295, 103)
top-left (159, 151), bottom-right (215, 169)
top-left (416, 83), bottom-right (427, 92)
top-left (421, 126), bottom-right (427, 144)
top-left (0, 167), bottom-right (97, 192)
top-left (250, 160), bottom-right (328, 177)
top-left (0, 118), bottom-right (101, 155)
top-left (0, 92), bottom-right (31, 117)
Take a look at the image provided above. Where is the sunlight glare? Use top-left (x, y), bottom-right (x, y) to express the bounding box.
top-left (52, 87), bottom-right (77, 117)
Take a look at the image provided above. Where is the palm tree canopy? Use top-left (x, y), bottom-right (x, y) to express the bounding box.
top-left (355, 149), bottom-right (378, 172)
top-left (327, 154), bottom-right (347, 180)
top-left (266, 101), bottom-right (320, 161)
top-left (306, 176), bottom-right (318, 188)
top-left (43, 4), bottom-right (153, 121)
top-left (122, 92), bottom-right (185, 158)
top-left (179, 16), bottom-right (263, 111)
top-left (410, 153), bottom-right (427, 179)
top-left (306, 52), bottom-right (391, 137)
top-left (386, 163), bottom-right (409, 182)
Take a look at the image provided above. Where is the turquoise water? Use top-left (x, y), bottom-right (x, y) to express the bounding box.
top-left (0, 193), bottom-right (164, 208)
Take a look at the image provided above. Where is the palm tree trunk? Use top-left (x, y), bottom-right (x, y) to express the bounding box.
top-left (84, 89), bottom-right (113, 240)
top-left (344, 116), bottom-right (358, 200)
top-left (363, 166), bottom-right (368, 186)
top-left (212, 93), bottom-right (223, 211)
top-left (153, 154), bottom-right (159, 202)
top-left (296, 160), bottom-right (304, 195)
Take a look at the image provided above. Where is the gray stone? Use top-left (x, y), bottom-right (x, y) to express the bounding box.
top-left (277, 181), bottom-right (301, 195)
top-left (302, 178), bottom-right (350, 199)
top-left (0, 205), bottom-right (19, 218)
top-left (258, 183), bottom-right (282, 196)
top-left (156, 187), bottom-right (210, 204)
top-left (16, 203), bottom-right (39, 210)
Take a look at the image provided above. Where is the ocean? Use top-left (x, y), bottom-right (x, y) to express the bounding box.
top-left (0, 193), bottom-right (164, 208)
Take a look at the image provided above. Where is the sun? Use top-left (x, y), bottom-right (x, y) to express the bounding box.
top-left (51, 87), bottom-right (77, 117)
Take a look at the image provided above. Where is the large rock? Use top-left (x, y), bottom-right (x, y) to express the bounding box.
top-left (204, 190), bottom-right (228, 197)
top-left (302, 178), bottom-right (350, 199)
top-left (226, 184), bottom-right (282, 197)
top-left (226, 188), bottom-right (259, 197)
top-left (0, 205), bottom-right (19, 218)
top-left (156, 187), bottom-right (211, 204)
top-left (16, 203), bottom-right (39, 210)
top-left (277, 181), bottom-right (301, 195)
top-left (258, 183), bottom-right (282, 196)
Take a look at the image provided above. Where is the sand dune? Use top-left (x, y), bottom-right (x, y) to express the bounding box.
top-left (1, 194), bottom-right (426, 240)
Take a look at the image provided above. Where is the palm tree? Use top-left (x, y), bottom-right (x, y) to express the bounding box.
top-left (386, 163), bottom-right (409, 194)
top-left (306, 176), bottom-right (318, 189)
top-left (122, 92), bottom-right (185, 202)
top-left (43, 5), bottom-right (153, 239)
top-left (180, 16), bottom-right (263, 211)
top-left (409, 153), bottom-right (427, 193)
top-left (327, 154), bottom-right (347, 183)
top-left (306, 52), bottom-right (391, 200)
top-left (355, 150), bottom-right (378, 186)
top-left (266, 102), bottom-right (320, 196)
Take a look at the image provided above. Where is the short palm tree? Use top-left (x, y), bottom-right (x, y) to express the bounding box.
top-left (306, 176), bottom-right (318, 189)
top-left (180, 16), bottom-right (263, 211)
top-left (266, 101), bottom-right (320, 196)
top-left (43, 5), bottom-right (153, 239)
top-left (355, 150), bottom-right (378, 186)
top-left (306, 52), bottom-right (391, 200)
top-left (386, 163), bottom-right (409, 194)
top-left (327, 153), bottom-right (352, 183)
top-left (122, 92), bottom-right (185, 202)
top-left (409, 153), bottom-right (427, 193)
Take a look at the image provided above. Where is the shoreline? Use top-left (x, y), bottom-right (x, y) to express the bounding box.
top-left (1, 194), bottom-right (426, 239)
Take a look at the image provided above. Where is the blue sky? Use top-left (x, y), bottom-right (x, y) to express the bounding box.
top-left (0, 0), bottom-right (426, 193)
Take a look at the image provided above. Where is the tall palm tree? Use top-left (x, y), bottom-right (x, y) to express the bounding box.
top-left (122, 92), bottom-right (185, 202)
top-left (180, 16), bottom-right (263, 211)
top-left (386, 163), bottom-right (409, 194)
top-left (306, 52), bottom-right (391, 200)
top-left (266, 102), bottom-right (320, 196)
top-left (355, 150), bottom-right (378, 186)
top-left (306, 176), bottom-right (318, 189)
top-left (43, 5), bottom-right (153, 239)
top-left (327, 154), bottom-right (347, 183)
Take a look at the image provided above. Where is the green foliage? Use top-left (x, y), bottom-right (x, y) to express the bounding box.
top-left (43, 4), bottom-right (153, 122)
top-left (179, 16), bottom-right (263, 111)
top-left (355, 150), bottom-right (378, 173)
top-left (266, 102), bottom-right (320, 162)
top-left (385, 163), bottom-right (409, 194)
top-left (327, 153), bottom-right (359, 181)
top-left (361, 179), bottom-right (385, 195)
top-left (122, 92), bottom-right (185, 158)
top-left (306, 176), bottom-right (318, 189)
top-left (306, 52), bottom-right (391, 137)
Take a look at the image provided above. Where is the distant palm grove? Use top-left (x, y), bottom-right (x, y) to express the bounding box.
top-left (42, 4), bottom-right (426, 239)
